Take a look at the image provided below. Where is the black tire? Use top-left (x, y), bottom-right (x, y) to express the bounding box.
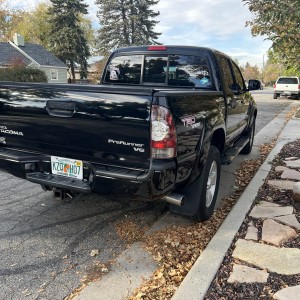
top-left (192, 145), bottom-right (221, 222)
top-left (240, 119), bottom-right (255, 154)
top-left (295, 95), bottom-right (299, 100)
top-left (273, 93), bottom-right (278, 99)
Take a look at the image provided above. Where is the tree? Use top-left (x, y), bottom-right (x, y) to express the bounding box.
top-left (242, 62), bottom-right (260, 81)
top-left (243, 0), bottom-right (300, 73)
top-left (48, 0), bottom-right (91, 81)
top-left (95, 0), bottom-right (161, 53)
top-left (12, 3), bottom-right (52, 48)
top-left (0, 0), bottom-right (25, 41)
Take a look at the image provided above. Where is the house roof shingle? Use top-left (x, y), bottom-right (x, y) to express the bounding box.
top-left (0, 42), bottom-right (67, 68)
top-left (0, 42), bottom-right (31, 66)
top-left (20, 43), bottom-right (67, 68)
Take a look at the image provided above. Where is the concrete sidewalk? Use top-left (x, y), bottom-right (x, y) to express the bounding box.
top-left (172, 102), bottom-right (300, 300)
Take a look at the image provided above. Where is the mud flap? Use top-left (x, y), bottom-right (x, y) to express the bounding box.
top-left (169, 174), bottom-right (203, 216)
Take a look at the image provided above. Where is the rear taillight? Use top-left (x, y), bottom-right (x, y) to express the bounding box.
top-left (298, 84), bottom-right (300, 89)
top-left (274, 84), bottom-right (276, 88)
top-left (151, 105), bottom-right (177, 159)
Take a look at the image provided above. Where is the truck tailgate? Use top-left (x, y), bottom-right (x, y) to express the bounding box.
top-left (0, 84), bottom-right (153, 170)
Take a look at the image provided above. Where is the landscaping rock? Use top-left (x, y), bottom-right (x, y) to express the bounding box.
top-left (284, 157), bottom-right (298, 161)
top-left (273, 285), bottom-right (300, 300)
top-left (268, 180), bottom-right (296, 190)
top-left (284, 159), bottom-right (300, 168)
top-left (281, 169), bottom-right (300, 180)
top-left (275, 166), bottom-right (290, 173)
top-left (273, 215), bottom-right (300, 231)
top-left (232, 239), bottom-right (300, 275)
top-left (258, 201), bottom-right (281, 207)
top-left (228, 264), bottom-right (269, 283)
top-left (261, 219), bottom-right (297, 246)
top-left (249, 205), bottom-right (293, 219)
top-left (293, 182), bottom-right (300, 203)
top-left (245, 222), bottom-right (258, 240)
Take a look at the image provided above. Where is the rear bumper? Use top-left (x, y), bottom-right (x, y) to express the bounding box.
top-left (274, 90), bottom-right (299, 96)
top-left (0, 147), bottom-right (177, 201)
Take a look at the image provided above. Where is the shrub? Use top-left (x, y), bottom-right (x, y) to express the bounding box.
top-left (0, 66), bottom-right (48, 82)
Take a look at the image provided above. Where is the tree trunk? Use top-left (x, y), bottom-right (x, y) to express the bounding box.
top-left (70, 61), bottom-right (75, 83)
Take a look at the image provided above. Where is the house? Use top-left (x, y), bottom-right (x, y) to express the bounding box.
top-left (0, 33), bottom-right (68, 83)
top-left (72, 57), bottom-right (105, 84)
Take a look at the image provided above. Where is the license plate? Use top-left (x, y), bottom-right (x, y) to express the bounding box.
top-left (51, 156), bottom-right (83, 179)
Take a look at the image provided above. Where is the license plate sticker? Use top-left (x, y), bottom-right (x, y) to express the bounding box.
top-left (51, 156), bottom-right (83, 180)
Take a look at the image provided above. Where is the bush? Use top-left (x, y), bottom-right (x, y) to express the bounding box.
top-left (0, 66), bottom-right (48, 82)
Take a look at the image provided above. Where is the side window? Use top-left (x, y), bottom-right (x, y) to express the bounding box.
top-left (104, 55), bottom-right (142, 84)
top-left (218, 57), bottom-right (234, 94)
top-left (232, 62), bottom-right (245, 91)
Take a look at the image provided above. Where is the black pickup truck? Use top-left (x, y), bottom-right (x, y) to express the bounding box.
top-left (0, 45), bottom-right (258, 221)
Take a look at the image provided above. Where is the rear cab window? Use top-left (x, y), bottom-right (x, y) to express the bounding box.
top-left (104, 53), bottom-right (213, 89)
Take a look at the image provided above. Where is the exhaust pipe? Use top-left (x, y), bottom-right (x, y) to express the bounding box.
top-left (163, 193), bottom-right (185, 206)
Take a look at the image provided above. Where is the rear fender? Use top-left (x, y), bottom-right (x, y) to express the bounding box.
top-left (170, 126), bottom-right (225, 216)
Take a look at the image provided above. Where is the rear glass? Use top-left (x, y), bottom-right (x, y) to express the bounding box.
top-left (105, 55), bottom-right (142, 84)
top-left (168, 55), bottom-right (211, 88)
top-left (277, 78), bottom-right (298, 84)
top-left (104, 54), bottom-right (212, 88)
top-left (143, 56), bottom-right (168, 84)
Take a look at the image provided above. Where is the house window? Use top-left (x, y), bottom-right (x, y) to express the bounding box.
top-left (50, 69), bottom-right (58, 80)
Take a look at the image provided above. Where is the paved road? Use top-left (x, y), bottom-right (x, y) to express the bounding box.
top-left (251, 88), bottom-right (291, 133)
top-left (0, 90), bottom-right (293, 300)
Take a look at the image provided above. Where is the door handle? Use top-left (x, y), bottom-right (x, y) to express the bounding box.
top-left (46, 101), bottom-right (76, 118)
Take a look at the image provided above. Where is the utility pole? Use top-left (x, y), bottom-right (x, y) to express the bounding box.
top-left (262, 54), bottom-right (265, 84)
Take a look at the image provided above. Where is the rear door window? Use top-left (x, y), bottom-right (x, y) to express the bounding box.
top-left (218, 57), bottom-right (235, 94)
top-left (231, 62), bottom-right (245, 91)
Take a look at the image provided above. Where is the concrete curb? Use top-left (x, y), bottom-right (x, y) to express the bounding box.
top-left (171, 101), bottom-right (300, 300)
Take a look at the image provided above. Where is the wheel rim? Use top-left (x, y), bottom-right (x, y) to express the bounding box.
top-left (206, 161), bottom-right (218, 207)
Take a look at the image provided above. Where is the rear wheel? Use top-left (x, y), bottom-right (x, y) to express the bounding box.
top-left (192, 145), bottom-right (221, 222)
top-left (273, 93), bottom-right (278, 99)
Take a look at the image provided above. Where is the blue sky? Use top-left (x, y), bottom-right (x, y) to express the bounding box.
top-left (11, 0), bottom-right (272, 67)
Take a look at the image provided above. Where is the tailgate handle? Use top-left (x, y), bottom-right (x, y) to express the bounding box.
top-left (46, 101), bottom-right (76, 118)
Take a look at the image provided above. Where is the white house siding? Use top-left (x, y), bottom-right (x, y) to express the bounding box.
top-left (40, 66), bottom-right (68, 83)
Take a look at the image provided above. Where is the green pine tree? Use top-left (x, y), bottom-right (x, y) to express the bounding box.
top-left (48, 0), bottom-right (91, 82)
top-left (95, 0), bottom-right (161, 53)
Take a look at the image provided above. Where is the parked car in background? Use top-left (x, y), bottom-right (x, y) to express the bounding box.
top-left (248, 79), bottom-right (263, 90)
top-left (273, 76), bottom-right (300, 100)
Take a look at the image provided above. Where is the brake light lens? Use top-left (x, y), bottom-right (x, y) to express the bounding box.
top-left (151, 105), bottom-right (177, 159)
top-left (274, 84), bottom-right (276, 88)
top-left (148, 45), bottom-right (167, 51)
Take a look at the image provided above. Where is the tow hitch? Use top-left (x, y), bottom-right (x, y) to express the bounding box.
top-left (41, 185), bottom-right (82, 201)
